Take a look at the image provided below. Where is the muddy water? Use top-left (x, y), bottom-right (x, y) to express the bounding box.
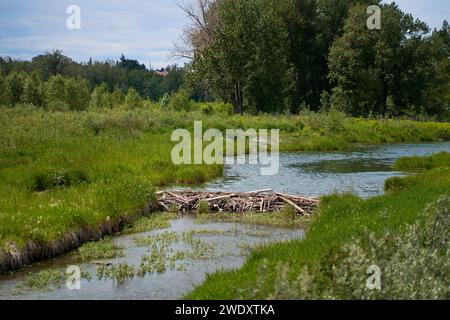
top-left (0, 216), bottom-right (304, 300)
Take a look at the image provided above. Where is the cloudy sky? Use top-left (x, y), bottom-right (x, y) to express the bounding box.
top-left (0, 0), bottom-right (448, 69)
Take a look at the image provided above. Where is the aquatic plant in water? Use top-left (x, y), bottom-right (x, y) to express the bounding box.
top-left (77, 237), bottom-right (124, 260)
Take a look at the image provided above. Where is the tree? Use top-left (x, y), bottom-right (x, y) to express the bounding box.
top-left (89, 83), bottom-right (112, 109)
top-left (422, 21), bottom-right (450, 118)
top-left (111, 88), bottom-right (125, 105)
top-left (64, 77), bottom-right (90, 111)
top-left (118, 54), bottom-right (146, 71)
top-left (328, 3), bottom-right (430, 116)
top-left (6, 71), bottom-right (26, 106)
top-left (124, 88), bottom-right (143, 109)
top-left (168, 89), bottom-right (192, 111)
top-left (189, 0), bottom-right (293, 114)
top-left (32, 50), bottom-right (73, 78)
top-left (22, 71), bottom-right (44, 106)
top-left (0, 71), bottom-right (12, 106)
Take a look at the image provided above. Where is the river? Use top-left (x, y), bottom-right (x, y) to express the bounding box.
top-left (0, 141), bottom-right (449, 300)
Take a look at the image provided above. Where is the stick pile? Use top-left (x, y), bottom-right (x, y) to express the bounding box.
top-left (156, 189), bottom-right (319, 216)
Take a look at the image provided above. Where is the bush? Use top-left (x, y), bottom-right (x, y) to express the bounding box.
top-left (197, 201), bottom-right (210, 215)
top-left (248, 196), bottom-right (450, 300)
top-left (64, 77), bottom-right (90, 111)
top-left (22, 72), bottom-right (44, 107)
top-left (44, 75), bottom-right (65, 107)
top-left (160, 93), bottom-right (170, 109)
top-left (168, 89), bottom-right (192, 112)
top-left (46, 100), bottom-right (70, 112)
top-left (124, 88), bottom-right (143, 109)
top-left (29, 169), bottom-right (90, 191)
top-left (89, 83), bottom-right (112, 109)
top-left (201, 103), bottom-right (214, 115)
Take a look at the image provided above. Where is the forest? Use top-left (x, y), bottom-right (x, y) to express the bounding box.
top-left (0, 0), bottom-right (449, 301)
top-left (0, 0), bottom-right (449, 119)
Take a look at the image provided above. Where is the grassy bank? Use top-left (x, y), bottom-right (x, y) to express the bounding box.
top-left (0, 105), bottom-right (449, 273)
top-left (186, 153), bottom-right (450, 299)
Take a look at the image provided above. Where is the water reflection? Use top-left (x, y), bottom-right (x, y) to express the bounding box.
top-left (0, 217), bottom-right (304, 300)
top-left (203, 142), bottom-right (450, 198)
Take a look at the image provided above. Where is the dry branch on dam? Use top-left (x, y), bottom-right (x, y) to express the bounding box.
top-left (156, 190), bottom-right (319, 216)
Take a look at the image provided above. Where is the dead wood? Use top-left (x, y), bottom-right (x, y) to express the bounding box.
top-left (157, 190), bottom-right (319, 216)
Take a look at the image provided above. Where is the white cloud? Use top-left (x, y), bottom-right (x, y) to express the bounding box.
top-left (0, 0), bottom-right (191, 68)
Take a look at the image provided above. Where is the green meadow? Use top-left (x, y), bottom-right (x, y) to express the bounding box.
top-left (0, 105), bottom-right (449, 266)
top-left (186, 152), bottom-right (450, 299)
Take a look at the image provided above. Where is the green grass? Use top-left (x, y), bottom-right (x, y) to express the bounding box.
top-left (77, 237), bottom-right (124, 261)
top-left (0, 105), bottom-right (449, 261)
top-left (393, 151), bottom-right (450, 172)
top-left (122, 212), bottom-right (177, 234)
top-left (185, 160), bottom-right (450, 299)
top-left (14, 268), bottom-right (92, 293)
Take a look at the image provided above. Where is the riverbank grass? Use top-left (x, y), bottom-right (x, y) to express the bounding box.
top-left (0, 106), bottom-right (449, 272)
top-left (186, 153), bottom-right (450, 299)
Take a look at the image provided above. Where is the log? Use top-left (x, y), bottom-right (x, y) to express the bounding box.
top-left (156, 190), bottom-right (319, 216)
top-left (277, 196), bottom-right (307, 215)
top-left (204, 194), bottom-right (235, 202)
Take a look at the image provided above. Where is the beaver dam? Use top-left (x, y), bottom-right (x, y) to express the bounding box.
top-left (157, 190), bottom-right (319, 215)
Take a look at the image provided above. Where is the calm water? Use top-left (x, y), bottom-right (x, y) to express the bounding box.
top-left (203, 142), bottom-right (450, 198)
top-left (1, 141), bottom-right (449, 300)
top-left (0, 217), bottom-right (304, 300)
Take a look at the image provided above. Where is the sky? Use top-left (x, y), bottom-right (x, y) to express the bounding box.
top-left (0, 0), bottom-right (448, 69)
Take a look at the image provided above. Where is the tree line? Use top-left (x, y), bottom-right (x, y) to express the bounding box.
top-left (1, 0), bottom-right (448, 119)
top-left (178, 0), bottom-right (449, 119)
top-left (0, 51), bottom-right (185, 109)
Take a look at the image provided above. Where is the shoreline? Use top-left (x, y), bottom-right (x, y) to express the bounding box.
top-left (0, 203), bottom-right (155, 275)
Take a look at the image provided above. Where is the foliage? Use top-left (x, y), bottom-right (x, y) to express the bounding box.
top-left (190, 0), bottom-right (292, 114)
top-left (0, 107), bottom-right (448, 254)
top-left (0, 51), bottom-right (184, 103)
top-left (186, 155), bottom-right (450, 299)
top-left (392, 151), bottom-right (450, 172)
top-left (167, 89), bottom-right (192, 112)
top-left (328, 3), bottom-right (432, 117)
top-left (124, 87), bottom-right (144, 109)
top-left (246, 196), bottom-right (450, 300)
top-left (181, 0), bottom-right (449, 118)
top-left (77, 237), bottom-right (124, 260)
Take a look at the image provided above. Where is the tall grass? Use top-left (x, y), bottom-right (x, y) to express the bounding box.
top-left (186, 154), bottom-right (450, 299)
top-left (0, 105), bottom-right (449, 254)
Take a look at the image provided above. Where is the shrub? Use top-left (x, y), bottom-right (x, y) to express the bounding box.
top-left (168, 89), bottom-right (192, 112)
top-left (280, 205), bottom-right (297, 220)
top-left (89, 83), bottom-right (112, 109)
top-left (22, 72), bottom-right (44, 107)
top-left (124, 88), bottom-right (143, 109)
top-left (160, 93), bottom-right (170, 109)
top-left (197, 201), bottom-right (210, 215)
top-left (64, 77), bottom-right (90, 111)
top-left (6, 71), bottom-right (26, 106)
top-left (201, 103), bottom-right (214, 115)
top-left (248, 196), bottom-right (450, 300)
top-left (29, 169), bottom-right (90, 191)
top-left (44, 75), bottom-right (65, 107)
top-left (0, 71), bottom-right (12, 106)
